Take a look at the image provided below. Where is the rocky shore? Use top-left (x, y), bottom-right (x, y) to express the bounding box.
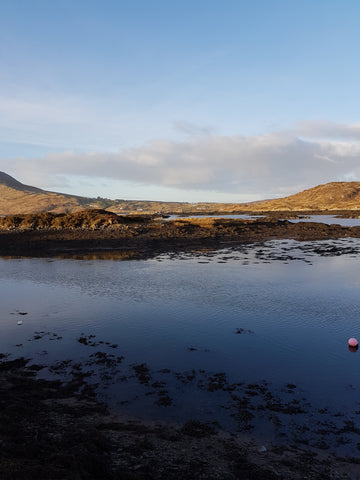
top-left (0, 354), bottom-right (357, 480)
top-left (0, 209), bottom-right (360, 257)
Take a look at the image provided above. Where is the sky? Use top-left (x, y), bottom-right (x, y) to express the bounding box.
top-left (0, 0), bottom-right (359, 202)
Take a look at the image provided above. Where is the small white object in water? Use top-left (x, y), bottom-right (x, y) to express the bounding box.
top-left (17, 320), bottom-right (23, 325)
top-left (258, 445), bottom-right (267, 453)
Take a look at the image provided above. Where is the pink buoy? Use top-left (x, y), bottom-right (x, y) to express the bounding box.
top-left (348, 338), bottom-right (358, 348)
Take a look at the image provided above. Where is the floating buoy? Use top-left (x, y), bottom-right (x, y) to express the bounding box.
top-left (348, 338), bottom-right (358, 348)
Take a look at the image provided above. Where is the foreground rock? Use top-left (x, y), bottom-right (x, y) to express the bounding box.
top-left (0, 356), bottom-right (355, 480)
top-left (0, 210), bottom-right (360, 257)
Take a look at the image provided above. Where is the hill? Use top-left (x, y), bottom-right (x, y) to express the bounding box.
top-left (242, 182), bottom-right (360, 212)
top-left (0, 172), bottom-right (93, 215)
top-left (1, 172), bottom-right (360, 215)
top-left (105, 182), bottom-right (360, 215)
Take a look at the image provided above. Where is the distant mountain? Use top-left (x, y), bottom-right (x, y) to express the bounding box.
top-left (0, 172), bottom-right (91, 215)
top-left (242, 182), bottom-right (360, 211)
top-left (0, 171), bottom-right (44, 193)
top-left (1, 172), bottom-right (360, 215)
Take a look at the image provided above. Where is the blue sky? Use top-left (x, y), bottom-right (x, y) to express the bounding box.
top-left (0, 0), bottom-right (359, 201)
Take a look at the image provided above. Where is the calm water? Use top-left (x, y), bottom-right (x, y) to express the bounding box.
top-left (167, 214), bottom-right (265, 220)
top-left (169, 213), bottom-right (360, 226)
top-left (1, 239), bottom-right (360, 451)
top-left (289, 214), bottom-right (360, 227)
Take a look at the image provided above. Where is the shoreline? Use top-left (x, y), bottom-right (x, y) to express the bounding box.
top-left (0, 210), bottom-right (360, 258)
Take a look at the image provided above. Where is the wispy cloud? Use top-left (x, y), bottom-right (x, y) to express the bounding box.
top-left (172, 120), bottom-right (216, 137)
top-left (0, 93), bottom-right (138, 151)
top-left (2, 120), bottom-right (360, 200)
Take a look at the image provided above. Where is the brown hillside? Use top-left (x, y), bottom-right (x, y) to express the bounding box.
top-left (2, 172), bottom-right (360, 215)
top-left (0, 172), bottom-right (90, 215)
top-left (0, 171), bottom-right (44, 192)
top-left (242, 182), bottom-right (360, 211)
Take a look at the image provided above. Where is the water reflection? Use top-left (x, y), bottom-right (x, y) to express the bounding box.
top-left (0, 250), bottom-right (143, 261)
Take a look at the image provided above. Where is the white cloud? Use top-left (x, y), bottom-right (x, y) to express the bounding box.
top-left (2, 120), bottom-right (360, 200)
top-left (296, 120), bottom-right (360, 140)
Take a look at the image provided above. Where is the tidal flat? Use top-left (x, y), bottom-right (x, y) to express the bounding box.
top-left (1, 237), bottom-right (360, 478)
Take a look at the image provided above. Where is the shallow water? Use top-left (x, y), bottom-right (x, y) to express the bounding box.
top-left (1, 239), bottom-right (360, 453)
top-left (289, 214), bottom-right (360, 227)
top-left (167, 214), bottom-right (265, 220)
